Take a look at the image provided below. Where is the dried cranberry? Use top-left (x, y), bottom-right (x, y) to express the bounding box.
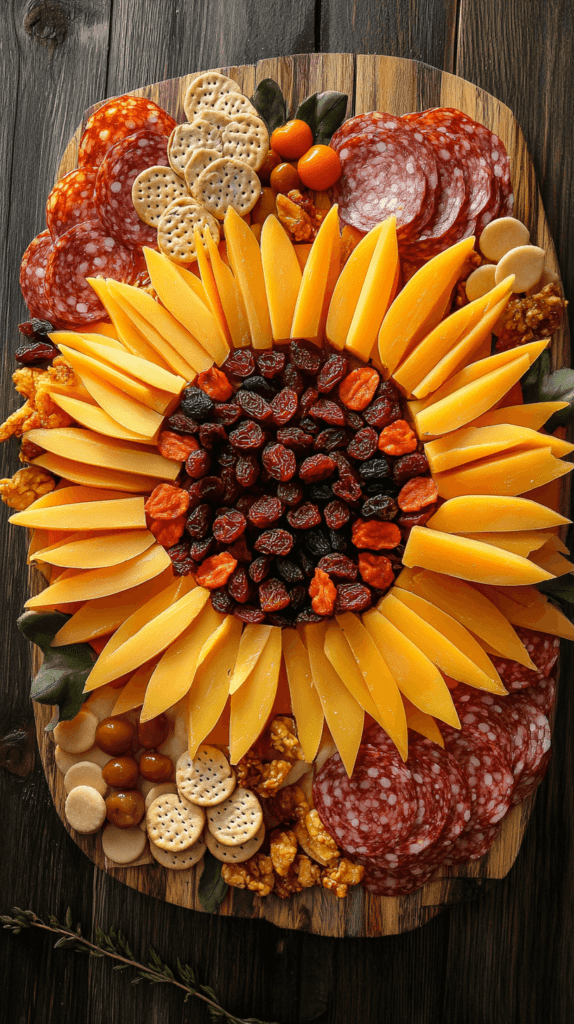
top-left (234, 605), bottom-right (266, 623)
top-left (15, 339), bottom-right (57, 364)
top-left (229, 421), bottom-right (266, 449)
top-left (180, 386), bottom-right (215, 420)
top-left (189, 536), bottom-right (214, 561)
top-left (347, 427), bottom-right (378, 460)
top-left (270, 387), bottom-right (298, 425)
top-left (185, 449), bottom-right (211, 479)
top-left (213, 403), bottom-right (241, 426)
top-left (227, 536), bottom-right (252, 563)
top-left (249, 556), bottom-right (273, 582)
top-left (276, 427), bottom-right (314, 452)
top-left (300, 387), bottom-right (319, 415)
top-left (223, 349), bottom-right (255, 377)
top-left (318, 554), bottom-right (358, 579)
top-left (259, 578), bottom-right (290, 613)
top-left (227, 565), bottom-right (252, 603)
top-left (359, 458), bottom-right (390, 481)
top-left (167, 412), bottom-right (199, 434)
top-left (276, 481), bottom-right (303, 506)
top-left (317, 353), bottom-right (348, 392)
top-left (361, 494), bottom-right (399, 520)
top-left (282, 362), bottom-right (304, 394)
top-left (335, 583), bottom-right (373, 613)
top-left (240, 374), bottom-right (277, 399)
top-left (309, 399), bottom-right (346, 426)
top-left (393, 452), bottom-right (429, 483)
top-left (255, 529), bottom-right (293, 555)
top-left (257, 350), bottom-right (286, 378)
top-left (362, 398), bottom-right (394, 429)
top-left (235, 454), bottom-right (260, 487)
top-left (304, 528), bottom-right (331, 557)
top-left (248, 496), bottom-right (284, 528)
top-left (212, 510), bottom-right (246, 543)
top-left (199, 422), bottom-right (227, 448)
top-left (324, 500), bottom-right (350, 529)
top-left (211, 589), bottom-right (236, 614)
top-left (186, 504), bottom-right (212, 538)
top-left (286, 503), bottom-right (322, 529)
top-left (299, 454), bottom-right (336, 483)
top-left (313, 428), bottom-right (348, 451)
top-left (236, 390), bottom-right (273, 422)
top-left (276, 559), bottom-right (304, 583)
top-left (295, 608), bottom-right (323, 624)
top-left (262, 443), bottom-right (296, 481)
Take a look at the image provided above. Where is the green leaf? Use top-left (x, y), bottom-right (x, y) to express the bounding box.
top-left (521, 350), bottom-right (574, 430)
top-left (538, 577), bottom-right (574, 604)
top-left (521, 350), bottom-right (551, 402)
top-left (295, 91), bottom-right (348, 144)
top-left (197, 853), bottom-right (229, 913)
top-left (18, 611), bottom-right (95, 729)
top-left (250, 79), bottom-right (286, 134)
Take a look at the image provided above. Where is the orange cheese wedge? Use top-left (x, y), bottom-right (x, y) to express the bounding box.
top-left (282, 629), bottom-right (324, 763)
top-left (291, 204), bottom-right (340, 341)
top-left (433, 446), bottom-right (573, 500)
top-left (68, 366), bottom-right (164, 439)
top-left (10, 496), bottom-right (146, 531)
top-left (29, 529), bottom-right (155, 569)
top-left (403, 699), bottom-right (444, 747)
top-left (26, 428), bottom-right (179, 481)
top-left (204, 230), bottom-right (251, 349)
top-left (51, 568), bottom-right (174, 645)
top-left (50, 393), bottom-right (155, 443)
top-left (111, 662), bottom-right (156, 715)
top-left (57, 344), bottom-right (174, 414)
top-left (50, 332), bottom-right (185, 394)
top-left (229, 624), bottom-right (274, 695)
top-left (426, 494), bottom-right (569, 533)
top-left (260, 216), bottom-right (302, 341)
top-left (326, 222), bottom-right (385, 350)
top-left (403, 526), bottom-right (553, 586)
top-left (230, 627), bottom-right (282, 764)
top-left (471, 402), bottom-right (569, 430)
top-left (425, 423), bottom-right (574, 473)
top-left (88, 278), bottom-right (174, 369)
top-left (26, 545), bottom-right (171, 611)
top-left (344, 215), bottom-right (398, 361)
top-left (186, 616), bottom-right (243, 758)
top-left (224, 207), bottom-right (272, 349)
top-left (194, 228), bottom-right (232, 345)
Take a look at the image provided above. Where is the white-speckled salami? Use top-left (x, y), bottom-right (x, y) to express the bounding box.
top-left (506, 693), bottom-right (551, 806)
top-left (442, 729), bottom-right (514, 828)
top-left (379, 745), bottom-right (452, 868)
top-left (443, 821), bottom-right (502, 865)
top-left (78, 95), bottom-right (176, 168)
top-left (19, 230), bottom-right (57, 322)
top-left (490, 628), bottom-right (560, 689)
top-left (522, 674), bottom-right (556, 716)
top-left (46, 168), bottom-right (100, 241)
top-left (95, 129), bottom-right (170, 249)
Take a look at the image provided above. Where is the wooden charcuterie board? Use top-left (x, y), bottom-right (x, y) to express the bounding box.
top-left (32, 52), bottom-right (569, 938)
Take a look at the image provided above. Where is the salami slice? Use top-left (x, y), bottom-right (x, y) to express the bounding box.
top-left (490, 629), bottom-right (560, 691)
top-left (95, 129), bottom-right (170, 249)
top-left (312, 746), bottom-right (417, 858)
top-left (443, 821), bottom-right (502, 865)
top-left (399, 123), bottom-right (470, 258)
top-left (506, 694), bottom-right (551, 806)
top-left (46, 168), bottom-right (100, 241)
top-left (453, 690), bottom-right (515, 768)
top-left (20, 230), bottom-right (57, 322)
top-left (78, 95), bottom-right (176, 168)
top-left (380, 746), bottom-right (452, 867)
top-left (522, 674), bottom-right (556, 716)
top-left (439, 108), bottom-right (512, 222)
top-left (443, 730), bottom-right (514, 828)
top-left (410, 737), bottom-right (471, 853)
top-left (358, 855), bottom-right (440, 896)
top-left (511, 748), bottom-right (551, 804)
top-left (45, 220), bottom-right (136, 327)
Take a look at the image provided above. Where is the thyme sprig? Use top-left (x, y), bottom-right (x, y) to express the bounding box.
top-left (2, 907), bottom-right (280, 1024)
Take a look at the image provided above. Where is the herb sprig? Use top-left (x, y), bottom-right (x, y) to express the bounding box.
top-left (2, 907), bottom-right (280, 1024)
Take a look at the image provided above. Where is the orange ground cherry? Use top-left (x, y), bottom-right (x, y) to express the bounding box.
top-left (258, 148), bottom-right (282, 184)
top-left (298, 145), bottom-right (342, 191)
top-left (269, 162), bottom-right (302, 194)
top-left (270, 119), bottom-right (314, 160)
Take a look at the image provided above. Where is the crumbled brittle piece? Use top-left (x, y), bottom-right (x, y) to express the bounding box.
top-left (221, 853), bottom-right (274, 897)
top-left (266, 783), bottom-right (309, 825)
top-left (454, 251), bottom-right (484, 307)
top-left (320, 857), bottom-right (365, 898)
top-left (0, 402), bottom-right (41, 442)
top-left (269, 827), bottom-right (298, 877)
top-left (235, 751), bottom-right (292, 798)
top-left (293, 808), bottom-right (340, 867)
top-left (274, 854), bottom-right (321, 899)
top-left (0, 465), bottom-right (55, 509)
top-left (19, 438), bottom-right (44, 463)
top-left (495, 283), bottom-right (566, 350)
top-left (276, 189), bottom-right (324, 243)
top-left (269, 716), bottom-right (305, 761)
top-left (1, 360), bottom-right (74, 443)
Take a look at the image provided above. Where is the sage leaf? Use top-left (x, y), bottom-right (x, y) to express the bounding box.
top-left (538, 577), bottom-right (574, 604)
top-left (198, 852), bottom-right (229, 913)
top-left (521, 350), bottom-right (574, 429)
top-left (295, 91), bottom-right (348, 144)
top-left (18, 610), bottom-right (95, 729)
top-left (251, 79), bottom-right (287, 134)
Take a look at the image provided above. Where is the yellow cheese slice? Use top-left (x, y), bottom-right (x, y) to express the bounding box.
top-left (345, 215), bottom-right (398, 361)
top-left (51, 332), bottom-right (185, 395)
top-left (403, 526), bottom-right (553, 586)
top-left (194, 228), bottom-right (232, 345)
top-left (426, 495), bottom-right (569, 533)
top-left (26, 428), bottom-right (179, 481)
top-left (25, 544), bottom-right (171, 610)
top-left (529, 542), bottom-right (574, 576)
top-left (49, 393), bottom-right (156, 443)
top-left (404, 698), bottom-right (444, 747)
top-left (32, 452), bottom-right (162, 493)
top-left (471, 401), bottom-right (569, 430)
top-left (29, 528), bottom-right (155, 569)
top-left (69, 366), bottom-right (164, 438)
top-left (324, 620), bottom-right (384, 722)
top-left (111, 662), bottom-right (156, 715)
top-left (484, 588), bottom-right (574, 640)
top-left (458, 531), bottom-right (550, 557)
top-left (433, 447), bottom-right (573, 500)
top-left (58, 345), bottom-right (174, 414)
top-left (229, 624), bottom-right (274, 695)
top-left (260, 216), bottom-right (302, 341)
top-left (51, 567), bottom-right (174, 645)
top-left (203, 230), bottom-right (251, 349)
top-left (230, 627), bottom-right (282, 764)
top-left (88, 277), bottom-right (174, 368)
top-left (326, 222), bottom-right (385, 350)
top-left (10, 496), bottom-right (146, 531)
top-left (282, 628), bottom-right (324, 763)
top-left (291, 204), bottom-right (340, 340)
top-left (19, 485), bottom-right (135, 512)
top-left (186, 616), bottom-right (243, 758)
top-left (223, 207), bottom-right (272, 349)
top-left (425, 424), bottom-right (574, 473)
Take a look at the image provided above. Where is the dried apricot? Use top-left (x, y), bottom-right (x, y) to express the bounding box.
top-left (309, 568), bottom-right (337, 616)
top-left (150, 515), bottom-right (186, 547)
top-left (196, 366), bottom-right (233, 401)
top-left (378, 419), bottom-right (417, 456)
top-left (157, 430), bottom-right (199, 461)
top-left (196, 552), bottom-right (238, 588)
top-left (351, 519), bottom-right (401, 550)
top-left (145, 483), bottom-right (190, 520)
top-left (358, 553), bottom-right (394, 590)
top-left (338, 367), bottom-right (379, 410)
top-left (397, 476), bottom-right (438, 512)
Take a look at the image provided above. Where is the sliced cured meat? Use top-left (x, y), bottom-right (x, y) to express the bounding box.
top-left (506, 693), bottom-right (551, 806)
top-left (78, 95), bottom-right (176, 168)
top-left (45, 220), bottom-right (136, 327)
top-left (441, 107), bottom-right (512, 222)
top-left (452, 689), bottom-right (514, 768)
top-left (522, 674), bottom-right (556, 716)
top-left (20, 229), bottom-right (57, 322)
top-left (443, 821), bottom-right (502, 865)
top-left (46, 167), bottom-right (100, 241)
top-left (380, 745), bottom-right (451, 867)
top-left (410, 737), bottom-right (471, 853)
top-left (400, 122), bottom-right (470, 258)
top-left (443, 730), bottom-right (514, 828)
top-left (312, 746), bottom-right (417, 858)
top-left (511, 748), bottom-right (551, 804)
top-left (488, 657), bottom-right (546, 691)
top-left (358, 854), bottom-right (441, 895)
top-left (515, 627), bottom-right (560, 677)
top-left (95, 129), bottom-right (170, 249)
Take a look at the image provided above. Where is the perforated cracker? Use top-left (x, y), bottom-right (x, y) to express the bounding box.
top-left (176, 746), bottom-right (236, 806)
top-left (199, 109), bottom-right (233, 130)
top-left (184, 148), bottom-right (221, 192)
top-left (132, 165), bottom-right (188, 226)
top-left (183, 72), bottom-right (239, 122)
top-left (205, 822), bottom-right (265, 863)
top-left (168, 121), bottom-right (223, 177)
top-left (222, 114), bottom-right (269, 172)
top-left (214, 92), bottom-right (258, 119)
top-left (150, 835), bottom-right (206, 870)
top-left (157, 196), bottom-right (220, 264)
top-left (191, 157), bottom-right (261, 219)
top-left (147, 792), bottom-right (205, 851)
top-left (206, 787), bottom-right (263, 847)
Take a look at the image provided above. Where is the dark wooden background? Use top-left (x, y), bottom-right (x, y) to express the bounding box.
top-left (2, 2), bottom-right (573, 1021)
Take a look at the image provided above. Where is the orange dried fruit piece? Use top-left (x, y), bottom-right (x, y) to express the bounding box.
top-left (378, 419), bottom-right (417, 456)
top-left (309, 568), bottom-right (337, 616)
top-left (351, 520), bottom-right (401, 550)
top-left (145, 482), bottom-right (190, 520)
top-left (339, 367), bottom-right (379, 410)
top-left (157, 431), bottom-right (199, 461)
top-left (196, 551), bottom-right (237, 588)
top-left (196, 366), bottom-right (234, 401)
top-left (398, 477), bottom-right (439, 512)
top-left (150, 515), bottom-right (186, 547)
top-left (358, 553), bottom-right (394, 589)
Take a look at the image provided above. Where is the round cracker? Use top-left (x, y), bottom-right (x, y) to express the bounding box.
top-left (64, 760), bottom-right (107, 796)
top-left (65, 785), bottom-right (106, 834)
top-left (53, 709), bottom-right (98, 754)
top-left (184, 148), bottom-right (221, 192)
top-left (191, 157), bottom-right (261, 219)
top-left (176, 746), bottom-right (236, 807)
top-left (157, 197), bottom-right (220, 264)
top-left (132, 165), bottom-right (188, 226)
top-left (206, 787), bottom-right (263, 846)
top-left (144, 782), bottom-right (178, 811)
top-left (205, 822), bottom-right (265, 863)
top-left (168, 121), bottom-right (223, 177)
top-left (214, 92), bottom-right (258, 119)
top-left (183, 72), bottom-right (239, 122)
top-left (147, 792), bottom-right (205, 851)
top-left (84, 685), bottom-right (119, 722)
top-left (102, 823), bottom-right (147, 864)
top-left (222, 115), bottom-right (269, 172)
top-left (150, 835), bottom-right (206, 870)
top-left (199, 110), bottom-right (232, 130)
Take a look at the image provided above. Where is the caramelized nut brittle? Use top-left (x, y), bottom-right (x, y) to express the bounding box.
top-left (320, 857), bottom-right (365, 898)
top-left (269, 827), bottom-right (298, 877)
top-left (293, 808), bottom-right (340, 867)
top-left (266, 783), bottom-right (309, 825)
top-left (274, 854), bottom-right (321, 898)
top-left (221, 853), bottom-right (274, 897)
top-left (0, 465), bottom-right (55, 509)
top-left (269, 716), bottom-right (305, 761)
top-left (236, 751), bottom-right (292, 797)
top-left (495, 283), bottom-right (566, 350)
top-left (19, 438), bottom-right (44, 463)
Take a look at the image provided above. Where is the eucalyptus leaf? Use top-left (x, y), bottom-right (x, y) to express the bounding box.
top-left (295, 91), bottom-right (348, 144)
top-left (537, 577), bottom-right (574, 604)
top-left (17, 610), bottom-right (95, 729)
top-left (198, 852), bottom-right (229, 913)
top-left (250, 79), bottom-right (286, 134)
top-left (521, 350), bottom-right (574, 430)
top-left (521, 349), bottom-right (551, 403)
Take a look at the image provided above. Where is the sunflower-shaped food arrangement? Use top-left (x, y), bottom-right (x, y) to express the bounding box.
top-left (2, 73), bottom-right (572, 901)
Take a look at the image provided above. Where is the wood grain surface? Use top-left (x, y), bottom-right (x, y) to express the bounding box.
top-left (2, 1), bottom-right (574, 1021)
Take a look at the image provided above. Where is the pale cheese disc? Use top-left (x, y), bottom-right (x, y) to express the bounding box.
top-left (83, 685), bottom-right (119, 722)
top-left (65, 785), bottom-right (106, 834)
top-left (465, 263), bottom-right (497, 302)
top-left (64, 760), bottom-right (107, 796)
top-left (495, 245), bottom-right (546, 292)
top-left (53, 708), bottom-right (98, 754)
top-left (479, 216), bottom-right (530, 262)
top-left (102, 823), bottom-right (147, 864)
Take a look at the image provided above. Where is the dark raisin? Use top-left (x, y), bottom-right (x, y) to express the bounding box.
top-left (362, 398), bottom-right (394, 429)
top-left (398, 505), bottom-right (437, 531)
top-left (211, 589), bottom-right (236, 614)
top-left (266, 613), bottom-right (294, 627)
top-left (235, 453), bottom-right (260, 487)
top-left (276, 559), bottom-right (304, 583)
top-left (276, 481), bottom-right (304, 506)
top-left (168, 540), bottom-right (190, 562)
top-left (328, 528), bottom-right (348, 552)
top-left (289, 585), bottom-right (307, 610)
top-left (376, 380), bottom-right (400, 401)
top-left (347, 427), bottom-right (379, 460)
top-left (316, 353), bottom-right (348, 392)
top-left (282, 362), bottom-right (304, 394)
top-left (331, 457), bottom-right (362, 502)
top-left (236, 390), bottom-right (273, 422)
top-left (239, 374), bottom-right (277, 399)
top-left (299, 416), bottom-right (319, 435)
top-left (361, 495), bottom-right (399, 520)
top-left (194, 476), bottom-right (225, 502)
top-left (213, 402), bottom-right (241, 426)
top-left (234, 605), bottom-right (266, 623)
top-left (167, 411), bottom-right (200, 434)
top-left (290, 339), bottom-right (323, 374)
top-left (299, 454), bottom-right (336, 482)
top-left (296, 549), bottom-right (315, 577)
top-left (324, 499), bottom-right (350, 529)
top-left (364, 480), bottom-right (399, 497)
top-left (227, 565), bottom-right (252, 603)
top-left (262, 443), bottom-right (296, 481)
top-left (276, 427), bottom-right (314, 452)
top-left (171, 556), bottom-right (196, 576)
top-left (186, 449), bottom-right (211, 479)
top-left (270, 387), bottom-right (298, 425)
top-left (189, 536), bottom-right (214, 561)
top-left (15, 339), bottom-right (57, 364)
top-left (199, 422), bottom-right (227, 448)
top-left (300, 387), bottom-right (319, 415)
top-left (308, 484), bottom-right (333, 503)
top-left (229, 421), bottom-right (266, 449)
top-left (217, 444), bottom-right (237, 467)
top-left (305, 528), bottom-right (331, 557)
top-left (248, 496), bottom-right (284, 528)
top-left (287, 503), bottom-right (322, 529)
top-left (255, 529), bottom-right (294, 555)
top-left (318, 554), bottom-right (358, 579)
top-left (236, 494), bottom-right (258, 515)
top-left (212, 510), bottom-right (246, 542)
top-left (259, 578), bottom-right (290, 612)
top-left (249, 555), bottom-right (273, 582)
top-left (393, 452), bottom-right (430, 483)
top-left (295, 608), bottom-right (323, 624)
top-left (19, 318), bottom-right (53, 336)
top-left (227, 536), bottom-right (252, 563)
top-left (309, 399), bottom-right (346, 426)
top-left (359, 457), bottom-right (390, 481)
top-left (180, 386), bottom-right (215, 420)
top-left (345, 410), bottom-right (364, 431)
top-left (223, 349), bottom-right (255, 377)
top-left (221, 467), bottom-right (241, 503)
top-left (313, 428), bottom-right (348, 452)
top-left (186, 503), bottom-right (212, 538)
top-left (335, 583), bottom-right (373, 613)
top-left (257, 350), bottom-right (286, 378)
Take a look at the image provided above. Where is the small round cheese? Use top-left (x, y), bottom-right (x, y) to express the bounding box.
top-left (65, 785), bottom-right (106, 834)
top-left (479, 217), bottom-right (530, 261)
top-left (495, 245), bottom-right (546, 292)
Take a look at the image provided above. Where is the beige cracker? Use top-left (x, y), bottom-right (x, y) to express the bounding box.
top-left (184, 148), bottom-right (221, 192)
top-left (183, 71), bottom-right (239, 122)
top-left (147, 792), bottom-right (205, 851)
top-left (205, 822), bottom-right (265, 863)
top-left (64, 760), bottom-right (107, 796)
top-left (199, 110), bottom-right (232, 130)
top-left (132, 166), bottom-right (188, 226)
top-left (214, 92), bottom-right (258, 119)
top-left (206, 787), bottom-right (263, 847)
top-left (140, 782), bottom-right (177, 830)
top-left (53, 708), bottom-right (98, 754)
top-left (222, 114), bottom-right (269, 172)
top-left (84, 685), bottom-right (119, 722)
top-left (168, 121), bottom-right (223, 177)
top-left (176, 746), bottom-right (236, 806)
top-left (157, 197), bottom-right (220, 264)
top-left (55, 743), bottom-right (109, 775)
top-left (102, 823), bottom-right (147, 864)
top-left (65, 785), bottom-right (106, 834)
top-left (191, 157), bottom-right (261, 219)
top-left (150, 835), bottom-right (206, 870)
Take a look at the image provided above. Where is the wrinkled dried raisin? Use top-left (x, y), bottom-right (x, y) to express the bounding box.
top-left (317, 554), bottom-right (358, 580)
top-left (276, 427), bottom-right (314, 452)
top-left (211, 588), bottom-right (236, 614)
top-left (393, 451), bottom-right (429, 484)
top-left (212, 509), bottom-right (246, 542)
top-left (266, 613), bottom-right (294, 627)
top-left (229, 421), bottom-right (266, 449)
top-left (313, 428), bottom-right (348, 452)
top-left (15, 339), bottom-right (57, 364)
top-left (361, 494), bottom-right (398, 520)
top-left (397, 476), bottom-right (438, 512)
top-left (345, 410), bottom-right (364, 431)
top-left (305, 528), bottom-right (331, 557)
top-left (359, 457), bottom-right (390, 481)
top-left (199, 422), bottom-right (228, 448)
top-left (254, 529), bottom-right (293, 555)
top-left (236, 390), bottom-right (273, 422)
top-left (180, 386), bottom-right (215, 420)
top-left (259, 578), bottom-right (291, 612)
top-left (300, 387), bottom-right (319, 415)
top-left (324, 499), bottom-right (350, 529)
top-left (351, 519), bottom-right (401, 550)
top-left (339, 367), bottom-right (379, 410)
top-left (234, 604), bottom-right (266, 623)
top-left (262, 443), bottom-right (296, 481)
top-left (213, 402), bottom-right (241, 426)
top-left (186, 448), bottom-right (211, 479)
top-left (257, 350), bottom-right (286, 378)
top-left (317, 353), bottom-right (348, 392)
top-left (328, 529), bottom-right (348, 552)
top-left (217, 444), bottom-right (237, 467)
top-left (240, 374), bottom-right (277, 399)
top-left (249, 556), bottom-right (273, 582)
top-left (289, 585), bottom-right (306, 610)
top-left (196, 366), bottom-right (233, 401)
top-left (290, 339), bottom-right (322, 374)
top-left (227, 565), bottom-right (252, 603)
top-left (167, 411), bottom-right (199, 434)
top-left (270, 387), bottom-right (298, 425)
top-left (358, 553), bottom-right (394, 590)
top-left (248, 496), bottom-right (284, 527)
top-left (296, 549), bottom-right (315, 577)
top-left (398, 505), bottom-right (437, 532)
top-left (309, 568), bottom-right (337, 616)
top-left (227, 535), bottom-right (252, 563)
top-left (299, 454), bottom-right (336, 482)
top-left (295, 608), bottom-right (323, 624)
top-left (189, 536), bottom-right (214, 561)
top-left (308, 484), bottom-right (333, 502)
top-left (196, 552), bottom-right (237, 588)
top-left (276, 558), bottom-right (304, 583)
top-left (286, 503), bottom-right (321, 529)
top-left (363, 398), bottom-right (394, 428)
top-left (299, 416), bottom-right (319, 434)
top-left (282, 362), bottom-right (304, 394)
top-left (223, 349), bottom-right (255, 377)
top-left (276, 481), bottom-right (303, 506)
top-left (235, 453), bottom-right (260, 487)
top-left (347, 426), bottom-right (378, 460)
top-left (335, 583), bottom-right (372, 613)
top-left (309, 399), bottom-right (345, 426)
top-left (186, 503), bottom-right (213, 538)
top-left (191, 476), bottom-right (225, 503)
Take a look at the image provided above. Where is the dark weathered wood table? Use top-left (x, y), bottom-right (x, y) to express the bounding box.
top-left (2, 2), bottom-right (573, 1021)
